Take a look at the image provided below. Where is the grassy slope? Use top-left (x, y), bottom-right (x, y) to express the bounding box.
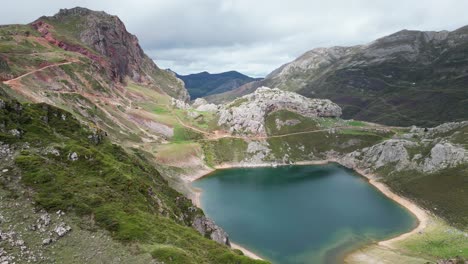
top-left (0, 96), bottom-right (266, 264)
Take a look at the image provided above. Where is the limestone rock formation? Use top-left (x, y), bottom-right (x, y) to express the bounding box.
top-left (217, 87), bottom-right (341, 135)
top-left (423, 142), bottom-right (467, 172)
top-left (342, 139), bottom-right (417, 171)
top-left (341, 121), bottom-right (468, 174)
top-left (192, 98), bottom-right (219, 112)
top-left (192, 216), bottom-right (230, 246)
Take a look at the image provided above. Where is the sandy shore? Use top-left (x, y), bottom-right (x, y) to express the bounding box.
top-left (231, 243), bottom-right (264, 260)
top-left (187, 160), bottom-right (429, 262)
top-left (353, 167), bottom-right (429, 247)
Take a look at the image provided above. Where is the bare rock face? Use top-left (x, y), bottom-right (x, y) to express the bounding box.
top-left (342, 121), bottom-right (468, 174)
top-left (423, 143), bottom-right (467, 172)
top-left (192, 216), bottom-right (230, 246)
top-left (343, 139), bottom-right (417, 171)
top-left (54, 222), bottom-right (71, 237)
top-left (192, 98), bottom-right (219, 112)
top-left (192, 98), bottom-right (208, 108)
top-left (171, 98), bottom-right (190, 110)
top-left (32, 7), bottom-right (189, 101)
top-left (246, 141), bottom-right (271, 163)
top-left (218, 87), bottom-right (341, 135)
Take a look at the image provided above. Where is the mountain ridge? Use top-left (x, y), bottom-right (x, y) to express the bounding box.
top-left (177, 70), bottom-right (261, 99)
top-left (208, 25), bottom-right (468, 127)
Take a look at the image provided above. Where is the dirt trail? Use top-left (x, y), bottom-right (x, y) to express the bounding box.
top-left (169, 103), bottom-right (395, 141)
top-left (3, 61), bottom-right (76, 85)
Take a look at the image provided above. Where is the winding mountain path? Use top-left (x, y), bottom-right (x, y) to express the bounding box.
top-left (2, 61), bottom-right (76, 85)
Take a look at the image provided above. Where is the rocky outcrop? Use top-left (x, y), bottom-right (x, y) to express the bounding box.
top-left (342, 139), bottom-right (417, 171)
top-left (192, 216), bottom-right (230, 246)
top-left (171, 98), bottom-right (190, 110)
top-left (245, 141), bottom-right (271, 163)
top-left (32, 7), bottom-right (189, 101)
top-left (422, 143), bottom-right (467, 173)
top-left (217, 87), bottom-right (341, 135)
top-left (341, 122), bottom-right (468, 174)
top-left (192, 98), bottom-right (219, 112)
top-left (275, 118), bottom-right (300, 130)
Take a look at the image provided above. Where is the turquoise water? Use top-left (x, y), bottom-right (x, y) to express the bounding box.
top-left (193, 164), bottom-right (416, 264)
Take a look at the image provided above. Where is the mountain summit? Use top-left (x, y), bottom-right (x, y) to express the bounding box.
top-left (32, 7), bottom-right (189, 101)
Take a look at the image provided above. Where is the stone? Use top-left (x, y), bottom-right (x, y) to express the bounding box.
top-left (343, 139), bottom-right (417, 171)
top-left (196, 103), bottom-right (218, 112)
top-left (275, 118), bottom-right (300, 130)
top-left (8, 129), bottom-right (20, 137)
top-left (39, 213), bottom-right (51, 227)
top-left (54, 223), bottom-right (71, 237)
top-left (171, 98), bottom-right (190, 110)
top-left (42, 238), bottom-right (53, 245)
top-left (423, 143), bottom-right (467, 172)
top-left (217, 87), bottom-right (341, 135)
top-left (192, 216), bottom-right (230, 246)
top-left (68, 152), bottom-right (78, 161)
top-left (0, 143), bottom-right (12, 160)
top-left (192, 98), bottom-right (208, 108)
top-left (245, 141), bottom-right (271, 163)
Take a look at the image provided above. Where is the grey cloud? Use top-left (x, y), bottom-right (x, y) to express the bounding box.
top-left (1, 0), bottom-right (468, 76)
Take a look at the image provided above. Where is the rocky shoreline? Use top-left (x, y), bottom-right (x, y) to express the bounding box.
top-left (187, 159), bottom-right (428, 263)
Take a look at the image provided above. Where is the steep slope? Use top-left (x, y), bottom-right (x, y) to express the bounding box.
top-left (177, 71), bottom-right (260, 99)
top-left (210, 26), bottom-right (468, 127)
top-left (0, 92), bottom-right (265, 263)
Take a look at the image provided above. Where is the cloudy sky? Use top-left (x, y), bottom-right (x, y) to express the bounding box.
top-left (1, 0), bottom-right (468, 77)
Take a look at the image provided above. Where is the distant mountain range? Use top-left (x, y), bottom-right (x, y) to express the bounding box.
top-left (207, 26), bottom-right (468, 127)
top-left (176, 71), bottom-right (261, 99)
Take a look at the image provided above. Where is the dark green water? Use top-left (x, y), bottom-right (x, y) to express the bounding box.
top-left (193, 164), bottom-right (416, 264)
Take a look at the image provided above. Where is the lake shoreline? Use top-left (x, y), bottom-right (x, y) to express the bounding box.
top-left (187, 160), bottom-right (429, 263)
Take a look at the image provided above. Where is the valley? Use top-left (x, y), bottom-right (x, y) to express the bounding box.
top-left (0, 6), bottom-right (467, 264)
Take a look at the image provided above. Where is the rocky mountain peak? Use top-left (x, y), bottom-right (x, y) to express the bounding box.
top-left (31, 7), bottom-right (189, 101)
top-left (54, 7), bottom-right (101, 18)
top-left (37, 7), bottom-right (146, 83)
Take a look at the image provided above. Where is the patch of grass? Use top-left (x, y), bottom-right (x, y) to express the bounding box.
top-left (155, 143), bottom-right (201, 164)
top-left (338, 129), bottom-right (381, 136)
top-left (201, 138), bottom-right (248, 167)
top-left (153, 106), bottom-right (170, 114)
top-left (380, 164), bottom-right (468, 229)
top-left (346, 120), bottom-right (368, 127)
top-left (265, 110), bottom-right (320, 136)
top-left (172, 125), bottom-right (203, 142)
top-left (398, 218), bottom-right (468, 259)
top-left (267, 129), bottom-right (392, 161)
